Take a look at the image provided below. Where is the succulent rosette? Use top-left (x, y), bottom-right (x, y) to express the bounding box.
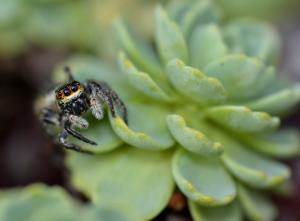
top-left (45, 1), bottom-right (300, 220)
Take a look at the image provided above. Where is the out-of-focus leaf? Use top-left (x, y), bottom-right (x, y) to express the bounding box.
top-left (237, 184), bottom-right (277, 221)
top-left (206, 106), bottom-right (280, 133)
top-left (166, 114), bottom-right (223, 156)
top-left (180, 0), bottom-right (221, 38)
top-left (0, 184), bottom-right (137, 221)
top-left (155, 6), bottom-right (188, 64)
top-left (166, 59), bottom-right (227, 104)
top-left (189, 23), bottom-right (228, 69)
top-left (0, 0), bottom-right (27, 28)
top-left (172, 148), bottom-right (236, 206)
top-left (118, 52), bottom-right (172, 102)
top-left (114, 19), bottom-right (164, 80)
top-left (67, 146), bottom-right (174, 221)
top-left (241, 128), bottom-right (300, 158)
top-left (204, 54), bottom-right (274, 100)
top-left (246, 84), bottom-right (300, 115)
top-left (189, 200), bottom-right (242, 221)
top-left (23, 5), bottom-right (71, 46)
top-left (224, 19), bottom-right (280, 65)
top-left (110, 103), bottom-right (175, 150)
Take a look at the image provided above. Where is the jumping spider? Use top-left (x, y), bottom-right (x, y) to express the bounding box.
top-left (36, 67), bottom-right (128, 153)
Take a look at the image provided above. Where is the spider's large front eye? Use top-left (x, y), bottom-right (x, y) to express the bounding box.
top-left (63, 88), bottom-right (71, 96)
top-left (71, 83), bottom-right (79, 92)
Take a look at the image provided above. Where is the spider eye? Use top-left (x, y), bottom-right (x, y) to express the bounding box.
top-left (71, 84), bottom-right (78, 92)
top-left (56, 91), bottom-right (63, 100)
top-left (63, 88), bottom-right (71, 96)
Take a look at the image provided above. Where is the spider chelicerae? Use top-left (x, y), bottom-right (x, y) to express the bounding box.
top-left (36, 67), bottom-right (128, 153)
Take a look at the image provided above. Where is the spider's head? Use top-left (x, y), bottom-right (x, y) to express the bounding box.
top-left (55, 81), bottom-right (84, 105)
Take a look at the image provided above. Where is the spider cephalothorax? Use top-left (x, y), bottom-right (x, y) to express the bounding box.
top-left (37, 67), bottom-right (128, 153)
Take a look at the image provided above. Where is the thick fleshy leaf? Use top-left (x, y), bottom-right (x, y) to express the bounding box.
top-left (166, 59), bottom-right (227, 104)
top-left (155, 6), bottom-right (188, 64)
top-left (110, 103), bottom-right (174, 150)
top-left (237, 184), bottom-right (277, 221)
top-left (204, 54), bottom-right (275, 100)
top-left (166, 114), bottom-right (223, 156)
top-left (224, 19), bottom-right (280, 65)
top-left (189, 24), bottom-right (228, 69)
top-left (241, 128), bottom-right (300, 158)
top-left (206, 106), bottom-right (280, 133)
top-left (114, 19), bottom-right (164, 80)
top-left (67, 146), bottom-right (174, 221)
top-left (246, 84), bottom-right (300, 115)
top-left (172, 148), bottom-right (236, 206)
top-left (180, 0), bottom-right (221, 38)
top-left (189, 200), bottom-right (242, 221)
top-left (68, 117), bottom-right (122, 153)
top-left (219, 134), bottom-right (290, 188)
top-left (118, 52), bottom-right (172, 102)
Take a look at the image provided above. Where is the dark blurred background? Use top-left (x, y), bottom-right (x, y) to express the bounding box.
top-left (0, 0), bottom-right (300, 220)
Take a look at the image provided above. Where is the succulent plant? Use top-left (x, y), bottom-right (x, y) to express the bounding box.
top-left (46, 0), bottom-right (300, 220)
top-left (1, 0), bottom-right (297, 220)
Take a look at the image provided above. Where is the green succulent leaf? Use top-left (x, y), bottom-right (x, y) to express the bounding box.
top-left (189, 23), bottom-right (228, 69)
top-left (237, 184), bottom-right (277, 221)
top-left (166, 59), bottom-right (227, 104)
top-left (189, 200), bottom-right (242, 221)
top-left (241, 128), bottom-right (300, 158)
top-left (166, 114), bottom-right (223, 156)
top-left (67, 146), bottom-right (174, 221)
top-left (180, 0), bottom-right (221, 38)
top-left (155, 6), bottom-right (189, 64)
top-left (110, 103), bottom-right (175, 150)
top-left (206, 106), bottom-right (280, 133)
top-left (204, 54), bottom-right (274, 100)
top-left (224, 19), bottom-right (280, 65)
top-left (118, 52), bottom-right (171, 102)
top-left (114, 19), bottom-right (164, 80)
top-left (220, 135), bottom-right (290, 188)
top-left (172, 148), bottom-right (236, 206)
top-left (246, 84), bottom-right (300, 115)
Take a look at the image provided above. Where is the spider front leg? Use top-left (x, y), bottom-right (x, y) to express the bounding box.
top-left (58, 130), bottom-right (93, 154)
top-left (58, 115), bottom-right (97, 153)
top-left (86, 81), bottom-right (128, 124)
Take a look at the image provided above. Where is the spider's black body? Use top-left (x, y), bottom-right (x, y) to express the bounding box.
top-left (37, 67), bottom-right (128, 153)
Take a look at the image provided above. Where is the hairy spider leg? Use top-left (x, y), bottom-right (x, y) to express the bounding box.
top-left (86, 81), bottom-right (128, 124)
